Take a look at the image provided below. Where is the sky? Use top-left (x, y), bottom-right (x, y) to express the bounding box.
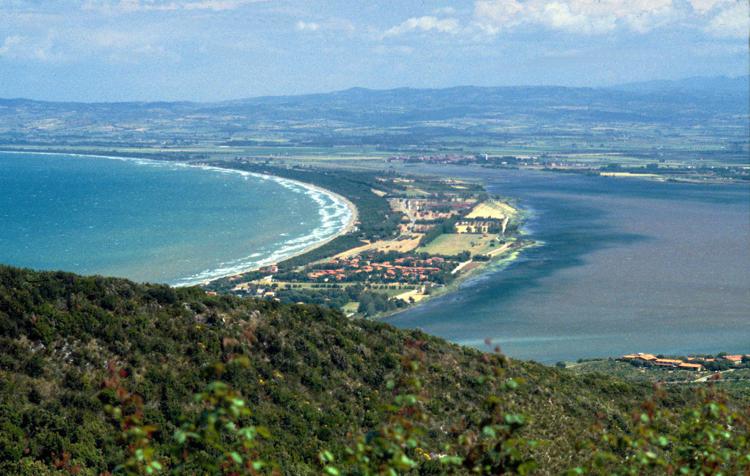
top-left (0, 0), bottom-right (748, 101)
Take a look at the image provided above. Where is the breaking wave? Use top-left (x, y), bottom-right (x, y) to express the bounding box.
top-left (5, 151), bottom-right (353, 287)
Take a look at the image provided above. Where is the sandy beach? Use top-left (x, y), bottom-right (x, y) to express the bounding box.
top-left (3, 151), bottom-right (360, 287)
top-left (198, 171), bottom-right (360, 285)
top-left (264, 181), bottom-right (359, 263)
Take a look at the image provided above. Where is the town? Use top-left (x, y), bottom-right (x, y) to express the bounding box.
top-left (213, 173), bottom-right (528, 317)
top-left (387, 153), bottom-right (750, 183)
top-left (619, 352), bottom-right (750, 372)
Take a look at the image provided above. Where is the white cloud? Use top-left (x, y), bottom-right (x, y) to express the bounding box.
top-left (705, 1), bottom-right (749, 37)
top-left (0, 25), bottom-right (178, 64)
top-left (294, 18), bottom-right (355, 34)
top-left (383, 16), bottom-right (460, 37)
top-left (543, 2), bottom-right (615, 33)
top-left (689, 0), bottom-right (731, 14)
top-left (295, 20), bottom-right (320, 31)
top-left (473, 0), bottom-right (675, 34)
top-left (0, 36), bottom-right (22, 56)
top-left (473, 0), bottom-right (524, 33)
top-left (85, 29), bottom-right (173, 59)
top-left (0, 34), bottom-right (60, 61)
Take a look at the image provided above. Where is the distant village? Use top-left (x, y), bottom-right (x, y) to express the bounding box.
top-left (305, 256), bottom-right (450, 284)
top-left (386, 152), bottom-right (750, 183)
top-left (216, 174), bottom-right (526, 317)
top-left (387, 153), bottom-right (541, 167)
top-left (619, 352), bottom-right (750, 372)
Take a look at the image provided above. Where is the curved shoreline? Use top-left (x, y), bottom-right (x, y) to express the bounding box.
top-left (201, 179), bottom-right (358, 283)
top-left (0, 150), bottom-right (359, 287)
top-left (177, 163), bottom-right (359, 287)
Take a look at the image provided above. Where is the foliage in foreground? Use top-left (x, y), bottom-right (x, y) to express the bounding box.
top-left (0, 265), bottom-right (748, 475)
top-left (101, 354), bottom-right (749, 476)
top-left (579, 387), bottom-right (750, 475)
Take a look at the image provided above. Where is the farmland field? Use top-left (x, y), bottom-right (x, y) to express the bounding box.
top-left (418, 233), bottom-right (500, 256)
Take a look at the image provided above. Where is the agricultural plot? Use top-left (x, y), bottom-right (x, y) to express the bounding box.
top-left (418, 233), bottom-right (501, 256)
top-left (332, 234), bottom-right (424, 259)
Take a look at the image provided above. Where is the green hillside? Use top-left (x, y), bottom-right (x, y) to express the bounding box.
top-left (0, 265), bottom-right (747, 475)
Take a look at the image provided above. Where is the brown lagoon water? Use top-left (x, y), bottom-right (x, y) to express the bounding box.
top-left (387, 166), bottom-right (750, 363)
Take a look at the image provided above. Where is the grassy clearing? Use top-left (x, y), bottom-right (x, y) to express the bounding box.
top-left (333, 235), bottom-right (424, 259)
top-left (341, 301), bottom-right (359, 314)
top-left (418, 233), bottom-right (500, 256)
top-left (403, 186), bottom-right (431, 197)
top-left (394, 288), bottom-right (428, 302)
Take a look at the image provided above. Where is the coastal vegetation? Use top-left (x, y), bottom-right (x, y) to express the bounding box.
top-left (0, 265), bottom-right (748, 474)
top-left (1, 79), bottom-right (748, 474)
top-left (206, 166), bottom-right (526, 319)
top-left (567, 355), bottom-right (750, 394)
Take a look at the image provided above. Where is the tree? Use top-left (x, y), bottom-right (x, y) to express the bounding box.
top-left (576, 386), bottom-right (750, 475)
top-left (102, 357), bottom-right (271, 476)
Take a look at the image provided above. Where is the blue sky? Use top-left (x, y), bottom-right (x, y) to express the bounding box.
top-left (0, 0), bottom-right (747, 101)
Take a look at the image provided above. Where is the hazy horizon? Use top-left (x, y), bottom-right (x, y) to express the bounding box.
top-left (1, 73), bottom-right (747, 104)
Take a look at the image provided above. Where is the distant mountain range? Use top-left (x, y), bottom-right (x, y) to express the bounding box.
top-left (610, 75), bottom-right (749, 94)
top-left (0, 76), bottom-right (746, 148)
top-left (2, 75), bottom-right (748, 106)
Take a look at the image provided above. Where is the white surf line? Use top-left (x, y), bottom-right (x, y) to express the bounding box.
top-left (2, 150), bottom-right (357, 287)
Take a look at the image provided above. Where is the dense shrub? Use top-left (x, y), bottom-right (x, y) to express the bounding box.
top-left (0, 265), bottom-right (747, 474)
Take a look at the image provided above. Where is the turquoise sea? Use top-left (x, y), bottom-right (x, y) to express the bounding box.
top-left (0, 152), bottom-right (351, 286)
top-left (2, 154), bottom-right (748, 362)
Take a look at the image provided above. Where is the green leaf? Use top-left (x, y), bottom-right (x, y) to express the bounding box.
top-left (439, 455), bottom-right (463, 465)
top-left (232, 398), bottom-right (245, 407)
top-left (505, 413), bottom-right (525, 425)
top-left (482, 426), bottom-right (497, 439)
top-left (397, 453), bottom-right (417, 468)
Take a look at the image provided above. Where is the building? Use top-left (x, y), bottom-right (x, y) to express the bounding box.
top-left (678, 362), bottom-right (704, 371)
top-left (621, 353), bottom-right (658, 362)
top-left (654, 358), bottom-right (683, 368)
top-left (721, 355), bottom-right (744, 365)
top-left (455, 220), bottom-right (501, 234)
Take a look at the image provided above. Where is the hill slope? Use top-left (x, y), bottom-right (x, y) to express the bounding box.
top-left (0, 265), bottom-right (746, 474)
top-left (2, 79), bottom-right (747, 149)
